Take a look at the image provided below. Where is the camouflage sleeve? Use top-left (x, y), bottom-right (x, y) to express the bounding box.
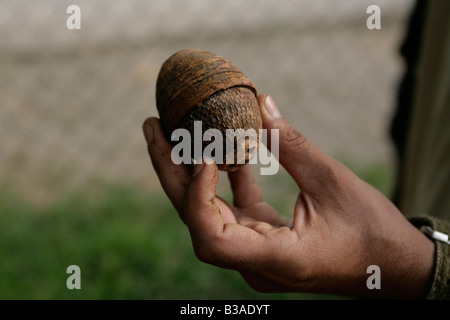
top-left (409, 216), bottom-right (450, 300)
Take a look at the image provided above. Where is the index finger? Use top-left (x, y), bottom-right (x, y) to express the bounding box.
top-left (143, 117), bottom-right (191, 215)
top-left (184, 162), bottom-right (267, 269)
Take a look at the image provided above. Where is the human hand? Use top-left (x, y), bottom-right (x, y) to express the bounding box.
top-left (143, 94), bottom-right (434, 299)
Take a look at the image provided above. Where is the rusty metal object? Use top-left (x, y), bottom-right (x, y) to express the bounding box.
top-left (156, 49), bottom-right (262, 171)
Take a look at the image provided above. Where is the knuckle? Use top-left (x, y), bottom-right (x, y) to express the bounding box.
top-left (192, 233), bottom-right (233, 266)
top-left (193, 245), bottom-right (210, 263)
top-left (193, 241), bottom-right (220, 264)
top-left (284, 126), bottom-right (308, 149)
top-left (279, 121), bottom-right (308, 154)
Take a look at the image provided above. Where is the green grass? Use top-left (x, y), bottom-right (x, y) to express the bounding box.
top-left (0, 184), bottom-right (326, 299)
top-left (0, 162), bottom-right (392, 300)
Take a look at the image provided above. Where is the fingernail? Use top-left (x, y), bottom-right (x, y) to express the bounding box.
top-left (263, 95), bottom-right (281, 119)
top-left (192, 162), bottom-right (204, 177)
top-left (143, 122), bottom-right (154, 144)
top-left (203, 156), bottom-right (215, 165)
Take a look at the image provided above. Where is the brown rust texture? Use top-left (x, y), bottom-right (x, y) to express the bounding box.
top-left (156, 49), bottom-right (262, 171)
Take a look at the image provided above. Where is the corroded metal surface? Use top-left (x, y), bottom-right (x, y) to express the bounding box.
top-left (156, 49), bottom-right (262, 171)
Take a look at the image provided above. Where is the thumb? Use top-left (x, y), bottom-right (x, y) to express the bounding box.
top-left (258, 94), bottom-right (339, 193)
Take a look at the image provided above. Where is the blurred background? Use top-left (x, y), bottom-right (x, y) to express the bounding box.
top-left (0, 0), bottom-right (414, 299)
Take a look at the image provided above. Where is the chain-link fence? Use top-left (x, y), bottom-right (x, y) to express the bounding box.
top-left (1, 0), bottom-right (414, 204)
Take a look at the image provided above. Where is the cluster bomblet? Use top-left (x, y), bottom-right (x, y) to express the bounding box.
top-left (156, 49), bottom-right (263, 171)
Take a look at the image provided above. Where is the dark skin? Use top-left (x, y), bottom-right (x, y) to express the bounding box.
top-left (143, 93), bottom-right (434, 299)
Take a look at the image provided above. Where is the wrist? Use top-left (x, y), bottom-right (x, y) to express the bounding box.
top-left (407, 233), bottom-right (435, 299)
top-left (354, 223), bottom-right (435, 299)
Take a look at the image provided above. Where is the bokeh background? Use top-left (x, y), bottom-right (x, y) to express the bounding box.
top-left (0, 0), bottom-right (414, 299)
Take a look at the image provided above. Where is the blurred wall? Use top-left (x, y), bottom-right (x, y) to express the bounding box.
top-left (0, 0), bottom-right (414, 203)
